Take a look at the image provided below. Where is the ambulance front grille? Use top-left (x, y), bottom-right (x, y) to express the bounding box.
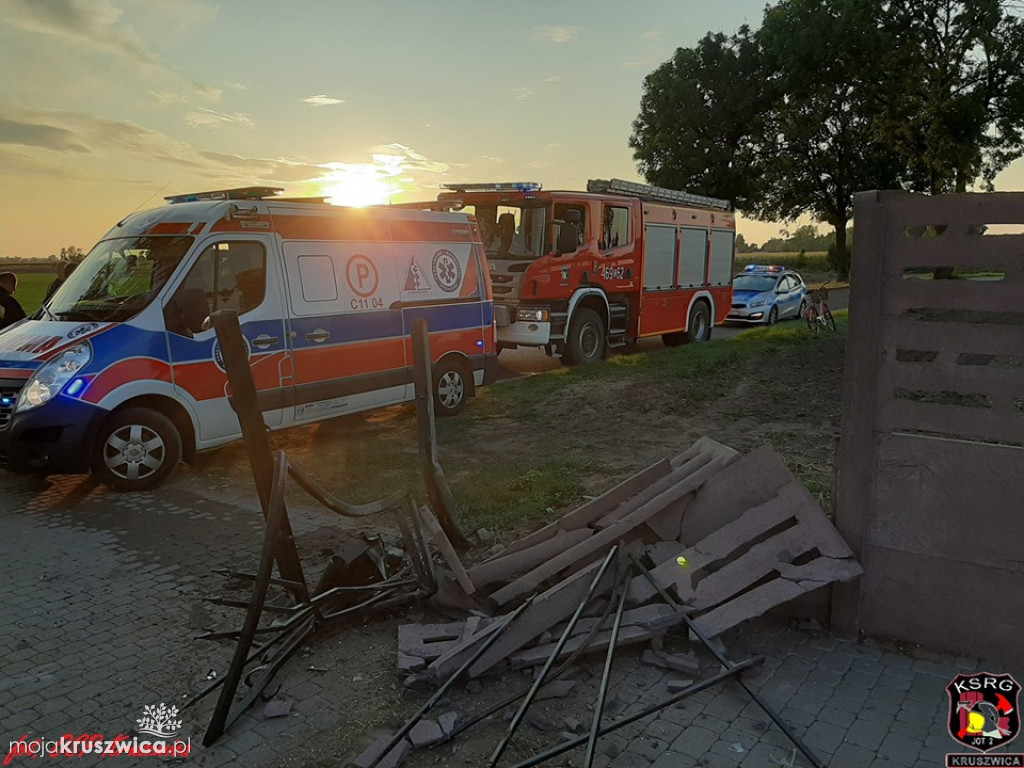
top-left (0, 384), bottom-right (22, 430)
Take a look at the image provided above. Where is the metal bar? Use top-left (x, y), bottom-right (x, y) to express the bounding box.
top-left (203, 450), bottom-right (290, 746)
top-left (508, 656), bottom-right (763, 768)
top-left (489, 545), bottom-right (619, 768)
top-left (213, 568), bottom-right (306, 594)
top-left (211, 310), bottom-right (307, 594)
top-left (411, 318), bottom-right (469, 549)
top-left (629, 554), bottom-right (824, 768)
top-left (446, 559), bottom-right (625, 743)
top-left (287, 460), bottom-right (408, 517)
top-left (584, 564), bottom-right (631, 768)
top-left (395, 497), bottom-right (432, 589)
top-left (365, 599), bottom-right (534, 768)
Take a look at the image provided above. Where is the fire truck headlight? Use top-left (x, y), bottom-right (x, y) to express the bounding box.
top-left (516, 307), bottom-right (550, 323)
top-left (16, 343), bottom-right (93, 412)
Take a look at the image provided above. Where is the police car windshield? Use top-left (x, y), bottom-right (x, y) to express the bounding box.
top-left (469, 204), bottom-right (549, 259)
top-left (733, 275), bottom-right (778, 292)
top-left (46, 236), bottom-right (193, 323)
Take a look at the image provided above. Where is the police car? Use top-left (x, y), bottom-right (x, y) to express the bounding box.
top-left (726, 264), bottom-right (809, 325)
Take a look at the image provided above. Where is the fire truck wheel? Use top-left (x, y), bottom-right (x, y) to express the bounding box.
top-left (92, 407), bottom-right (183, 491)
top-left (433, 358), bottom-right (470, 417)
top-left (562, 308), bottom-right (605, 366)
top-left (686, 302), bottom-right (712, 343)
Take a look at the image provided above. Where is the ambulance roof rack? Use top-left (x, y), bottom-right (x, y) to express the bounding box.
top-left (440, 182), bottom-right (542, 193)
top-left (586, 178), bottom-right (731, 211)
top-left (165, 186), bottom-right (285, 204)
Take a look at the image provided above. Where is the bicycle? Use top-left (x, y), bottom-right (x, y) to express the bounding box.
top-left (804, 282), bottom-right (836, 333)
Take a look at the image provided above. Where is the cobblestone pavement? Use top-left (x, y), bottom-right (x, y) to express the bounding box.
top-left (2, 468), bottom-right (1022, 768)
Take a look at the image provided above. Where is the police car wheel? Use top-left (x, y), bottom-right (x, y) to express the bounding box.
top-left (93, 407), bottom-right (182, 491)
top-left (434, 359), bottom-right (469, 417)
top-left (767, 306), bottom-right (779, 325)
top-left (562, 308), bottom-right (605, 365)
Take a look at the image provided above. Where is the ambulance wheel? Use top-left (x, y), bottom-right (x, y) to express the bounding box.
top-left (433, 358), bottom-right (470, 417)
top-left (562, 308), bottom-right (605, 366)
top-left (93, 407), bottom-right (182, 491)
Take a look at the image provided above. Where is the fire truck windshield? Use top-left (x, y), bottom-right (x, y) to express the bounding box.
top-left (46, 236), bottom-right (194, 323)
top-left (469, 204), bottom-right (549, 259)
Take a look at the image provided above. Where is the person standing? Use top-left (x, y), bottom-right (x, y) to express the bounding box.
top-left (0, 271), bottom-right (27, 330)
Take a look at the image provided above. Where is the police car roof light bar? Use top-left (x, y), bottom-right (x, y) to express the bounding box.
top-left (165, 186), bottom-right (285, 204)
top-left (587, 178), bottom-right (731, 211)
top-left (440, 182), bottom-right (542, 193)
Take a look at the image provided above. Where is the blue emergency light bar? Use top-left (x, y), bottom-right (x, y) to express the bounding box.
top-left (440, 182), bottom-right (542, 193)
top-left (744, 264), bottom-right (784, 273)
top-left (165, 186), bottom-right (284, 204)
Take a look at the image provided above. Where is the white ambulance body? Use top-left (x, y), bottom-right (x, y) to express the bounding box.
top-left (0, 187), bottom-right (497, 490)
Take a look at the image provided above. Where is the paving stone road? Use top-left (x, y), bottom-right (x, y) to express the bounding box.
top-left (2, 470), bottom-right (1021, 768)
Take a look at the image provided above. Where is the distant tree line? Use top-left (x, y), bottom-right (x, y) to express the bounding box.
top-left (630, 0), bottom-right (1024, 280)
top-left (737, 224), bottom-right (854, 253)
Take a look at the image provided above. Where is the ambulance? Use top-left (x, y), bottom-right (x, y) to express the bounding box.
top-left (0, 187), bottom-right (498, 491)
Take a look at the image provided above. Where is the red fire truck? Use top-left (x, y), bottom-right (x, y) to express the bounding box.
top-left (419, 178), bottom-right (735, 365)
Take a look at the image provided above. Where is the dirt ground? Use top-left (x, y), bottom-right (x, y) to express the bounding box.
top-left (169, 328), bottom-right (847, 765)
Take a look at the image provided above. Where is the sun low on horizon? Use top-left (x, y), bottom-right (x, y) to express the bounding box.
top-left (315, 158), bottom-right (410, 208)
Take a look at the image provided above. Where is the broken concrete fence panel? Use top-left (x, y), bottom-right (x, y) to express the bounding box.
top-left (785, 479), bottom-right (862, 559)
top-left (593, 443), bottom-right (726, 529)
top-left (352, 735), bottom-right (411, 768)
top-left (418, 505), bottom-right (475, 595)
top-left (485, 459), bottom-right (672, 560)
top-left (662, 652), bottom-right (701, 677)
top-left (467, 560), bottom-right (615, 678)
top-left (644, 541), bottom-right (686, 568)
top-left (669, 435), bottom-right (741, 470)
top-left (627, 483), bottom-right (796, 605)
top-left (493, 452), bottom-right (733, 608)
top-left (438, 711), bottom-right (458, 736)
top-left (692, 557), bottom-right (863, 638)
top-left (467, 528), bottom-right (592, 591)
top-left (690, 524), bottom-right (821, 610)
top-left (641, 648), bottom-right (669, 669)
top-left (679, 443), bottom-right (792, 545)
top-left (407, 719), bottom-right (444, 748)
top-left (424, 616), bottom-right (510, 682)
top-left (508, 624), bottom-right (668, 670)
top-left (545, 603), bottom-right (679, 645)
top-left (397, 654), bottom-right (426, 673)
top-left (397, 621), bottom-right (466, 660)
top-left (644, 493), bottom-right (693, 542)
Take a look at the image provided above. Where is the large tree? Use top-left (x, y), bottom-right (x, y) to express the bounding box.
top-left (630, 0), bottom-right (1024, 281)
top-left (629, 26), bottom-right (768, 210)
top-left (877, 0), bottom-right (1024, 194)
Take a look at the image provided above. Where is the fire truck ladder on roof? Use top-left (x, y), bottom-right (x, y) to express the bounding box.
top-left (587, 179), bottom-right (731, 211)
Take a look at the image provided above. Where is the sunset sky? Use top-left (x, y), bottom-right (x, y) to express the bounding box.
top-left (2, 0), bottom-right (1023, 259)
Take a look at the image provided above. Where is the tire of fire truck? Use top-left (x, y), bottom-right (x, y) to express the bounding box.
top-left (561, 308), bottom-right (606, 366)
top-left (433, 357), bottom-right (471, 417)
top-left (685, 301), bottom-right (712, 343)
top-left (92, 406), bottom-right (183, 491)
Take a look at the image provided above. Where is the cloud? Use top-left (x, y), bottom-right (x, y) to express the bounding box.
top-left (303, 95), bottom-right (346, 107)
top-left (185, 107), bottom-right (255, 129)
top-left (0, 0), bottom-right (160, 68)
top-left (545, 75), bottom-right (563, 83)
top-left (642, 29), bottom-right (664, 39)
top-left (527, 142), bottom-right (562, 171)
top-left (512, 87), bottom-right (534, 101)
top-left (0, 116), bottom-right (90, 152)
top-left (530, 26), bottom-right (581, 43)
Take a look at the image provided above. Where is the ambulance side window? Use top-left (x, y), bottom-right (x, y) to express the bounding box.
top-left (164, 241), bottom-right (266, 337)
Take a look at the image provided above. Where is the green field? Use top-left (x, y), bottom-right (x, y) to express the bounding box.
top-left (3, 271), bottom-right (53, 315)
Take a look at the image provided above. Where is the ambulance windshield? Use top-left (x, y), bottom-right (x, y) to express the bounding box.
top-left (469, 204), bottom-right (549, 260)
top-left (46, 236), bottom-right (193, 323)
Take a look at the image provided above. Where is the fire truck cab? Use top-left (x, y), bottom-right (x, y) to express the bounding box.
top-left (428, 179), bottom-right (735, 365)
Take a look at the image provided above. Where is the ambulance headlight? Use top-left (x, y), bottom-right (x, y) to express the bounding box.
top-left (16, 343), bottom-right (93, 412)
top-left (516, 307), bottom-right (550, 323)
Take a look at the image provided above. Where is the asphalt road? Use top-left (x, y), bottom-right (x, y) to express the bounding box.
top-left (498, 287), bottom-right (849, 377)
